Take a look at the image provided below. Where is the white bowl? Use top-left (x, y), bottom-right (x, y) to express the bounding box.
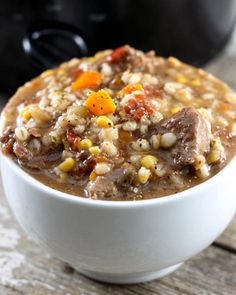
top-left (1, 154), bottom-right (236, 284)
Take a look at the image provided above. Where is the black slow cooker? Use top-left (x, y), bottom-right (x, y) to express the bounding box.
top-left (1, 0), bottom-right (236, 95)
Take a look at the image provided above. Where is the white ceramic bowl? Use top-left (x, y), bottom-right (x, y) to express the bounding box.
top-left (1, 154), bottom-right (236, 284)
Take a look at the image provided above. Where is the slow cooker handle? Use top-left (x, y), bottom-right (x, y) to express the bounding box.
top-left (23, 21), bottom-right (89, 69)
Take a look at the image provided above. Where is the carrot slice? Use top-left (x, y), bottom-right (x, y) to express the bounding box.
top-left (217, 101), bottom-right (231, 113)
top-left (85, 89), bottom-right (116, 115)
top-left (89, 171), bottom-right (97, 181)
top-left (72, 71), bottom-right (103, 90)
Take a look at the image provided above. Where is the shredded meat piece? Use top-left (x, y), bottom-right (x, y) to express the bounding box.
top-left (73, 151), bottom-right (96, 178)
top-left (14, 141), bottom-right (63, 170)
top-left (0, 128), bottom-right (15, 154)
top-left (86, 176), bottom-right (119, 199)
top-left (107, 45), bottom-right (160, 74)
top-left (86, 163), bottom-right (136, 199)
top-left (153, 107), bottom-right (212, 167)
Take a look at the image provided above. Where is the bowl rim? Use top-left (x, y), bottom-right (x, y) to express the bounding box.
top-left (2, 153), bottom-right (235, 208)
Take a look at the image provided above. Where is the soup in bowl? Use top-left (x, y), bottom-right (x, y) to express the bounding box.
top-left (1, 46), bottom-right (236, 283)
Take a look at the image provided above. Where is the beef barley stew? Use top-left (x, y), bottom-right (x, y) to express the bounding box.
top-left (1, 46), bottom-right (236, 200)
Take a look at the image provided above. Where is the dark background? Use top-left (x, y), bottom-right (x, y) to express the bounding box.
top-left (0, 0), bottom-right (236, 96)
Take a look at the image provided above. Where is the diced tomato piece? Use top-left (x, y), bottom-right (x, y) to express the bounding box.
top-left (124, 96), bottom-right (155, 121)
top-left (107, 46), bottom-right (128, 63)
top-left (66, 128), bottom-right (80, 150)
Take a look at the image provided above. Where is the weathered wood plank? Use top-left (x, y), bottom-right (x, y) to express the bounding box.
top-left (135, 246), bottom-right (236, 295)
top-left (216, 217), bottom-right (236, 251)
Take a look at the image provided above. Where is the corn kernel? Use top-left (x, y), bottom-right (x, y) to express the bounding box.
top-left (176, 76), bottom-right (187, 84)
top-left (150, 134), bottom-right (161, 150)
top-left (190, 79), bottom-right (201, 87)
top-left (58, 69), bottom-right (66, 76)
top-left (170, 106), bottom-right (182, 114)
top-left (194, 155), bottom-right (206, 170)
top-left (89, 146), bottom-right (101, 155)
top-left (207, 137), bottom-right (225, 164)
top-left (219, 83), bottom-right (228, 93)
top-left (141, 155), bottom-right (158, 169)
top-left (96, 116), bottom-right (114, 128)
top-left (58, 157), bottom-right (75, 172)
top-left (80, 139), bottom-right (92, 150)
top-left (168, 57), bottom-right (181, 67)
top-left (197, 68), bottom-right (206, 76)
top-left (87, 56), bottom-right (96, 62)
top-left (54, 165), bottom-right (68, 181)
top-left (41, 69), bottom-right (54, 78)
top-left (20, 108), bottom-right (31, 120)
top-left (60, 172), bottom-right (67, 181)
top-left (89, 171), bottom-right (97, 181)
top-left (207, 150), bottom-right (222, 164)
top-left (138, 167), bottom-right (151, 184)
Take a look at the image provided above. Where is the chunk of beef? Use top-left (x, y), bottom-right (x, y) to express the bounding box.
top-left (14, 140), bottom-right (63, 170)
top-left (0, 128), bottom-right (15, 154)
top-left (86, 176), bottom-right (120, 199)
top-left (153, 108), bottom-right (212, 168)
top-left (73, 151), bottom-right (96, 179)
top-left (106, 45), bottom-right (160, 74)
top-left (86, 163), bottom-right (136, 199)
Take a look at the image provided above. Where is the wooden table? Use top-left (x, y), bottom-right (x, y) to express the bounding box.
top-left (1, 38), bottom-right (236, 295)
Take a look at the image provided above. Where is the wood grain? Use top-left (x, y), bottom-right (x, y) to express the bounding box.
top-left (216, 218), bottom-right (236, 251)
